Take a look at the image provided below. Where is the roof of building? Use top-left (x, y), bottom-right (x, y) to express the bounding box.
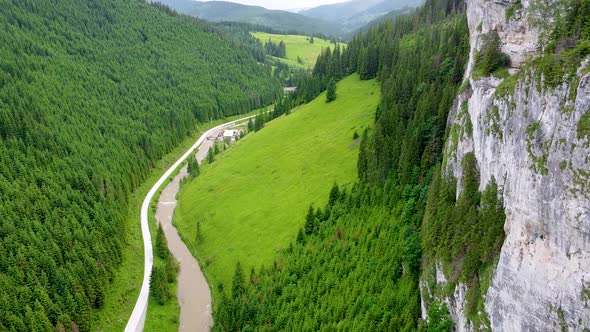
top-left (223, 129), bottom-right (237, 137)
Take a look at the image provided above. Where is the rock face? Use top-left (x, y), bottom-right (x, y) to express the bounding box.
top-left (421, 0), bottom-right (590, 330)
top-left (465, 0), bottom-right (538, 71)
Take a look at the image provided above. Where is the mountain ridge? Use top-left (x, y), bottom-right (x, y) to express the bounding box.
top-left (151, 0), bottom-right (342, 36)
top-left (300, 0), bottom-right (422, 32)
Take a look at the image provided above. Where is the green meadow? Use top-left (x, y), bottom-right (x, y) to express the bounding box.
top-left (173, 74), bottom-right (380, 296)
top-left (252, 32), bottom-right (337, 68)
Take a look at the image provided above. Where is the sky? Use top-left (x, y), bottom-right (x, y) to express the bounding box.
top-left (201, 0), bottom-right (349, 11)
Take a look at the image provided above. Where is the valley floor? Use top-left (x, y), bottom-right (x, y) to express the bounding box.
top-left (148, 130), bottom-right (221, 331)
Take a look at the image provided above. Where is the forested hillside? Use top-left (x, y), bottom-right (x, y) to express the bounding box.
top-left (214, 0), bottom-right (471, 329)
top-left (0, 0), bottom-right (279, 330)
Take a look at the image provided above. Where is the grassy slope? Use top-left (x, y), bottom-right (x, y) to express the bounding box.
top-left (174, 74), bottom-right (380, 296)
top-left (252, 32), bottom-right (335, 68)
top-left (93, 110), bottom-right (263, 332)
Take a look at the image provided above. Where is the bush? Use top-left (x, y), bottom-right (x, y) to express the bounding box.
top-left (473, 31), bottom-right (510, 78)
top-left (426, 302), bottom-right (454, 332)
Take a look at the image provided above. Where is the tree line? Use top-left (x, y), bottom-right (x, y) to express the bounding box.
top-left (263, 39), bottom-right (287, 58)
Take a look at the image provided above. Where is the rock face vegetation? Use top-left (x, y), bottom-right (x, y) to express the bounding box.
top-left (438, 0), bottom-right (590, 329)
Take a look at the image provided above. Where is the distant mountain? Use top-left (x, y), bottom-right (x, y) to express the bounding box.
top-left (151, 0), bottom-right (342, 37)
top-left (300, 0), bottom-right (422, 33)
top-left (348, 6), bottom-right (415, 39)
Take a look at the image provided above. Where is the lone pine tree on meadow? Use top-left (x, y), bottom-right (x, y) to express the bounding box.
top-left (326, 78), bottom-right (337, 103)
top-left (207, 147), bottom-right (215, 164)
top-left (188, 154), bottom-right (200, 177)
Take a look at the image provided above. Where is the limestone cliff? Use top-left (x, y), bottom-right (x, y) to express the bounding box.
top-left (421, 0), bottom-right (590, 330)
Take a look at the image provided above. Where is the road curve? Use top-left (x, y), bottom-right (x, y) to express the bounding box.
top-left (125, 116), bottom-right (253, 332)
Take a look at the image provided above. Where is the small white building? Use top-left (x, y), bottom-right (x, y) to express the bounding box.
top-left (222, 129), bottom-right (242, 141)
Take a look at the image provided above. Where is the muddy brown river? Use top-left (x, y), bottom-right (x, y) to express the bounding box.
top-left (155, 132), bottom-right (220, 331)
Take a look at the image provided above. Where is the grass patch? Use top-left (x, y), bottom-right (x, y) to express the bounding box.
top-left (492, 67), bottom-right (511, 79)
top-left (525, 121), bottom-right (551, 175)
top-left (252, 32), bottom-right (338, 68)
top-left (92, 109), bottom-right (263, 331)
top-left (505, 0), bottom-right (523, 21)
top-left (578, 112), bottom-right (590, 140)
top-left (173, 74), bottom-right (379, 300)
top-left (495, 70), bottom-right (520, 98)
top-left (487, 105), bottom-right (503, 139)
top-left (531, 41), bottom-right (590, 90)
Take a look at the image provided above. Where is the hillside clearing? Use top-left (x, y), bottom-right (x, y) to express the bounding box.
top-left (252, 32), bottom-right (339, 68)
top-left (173, 74), bottom-right (379, 296)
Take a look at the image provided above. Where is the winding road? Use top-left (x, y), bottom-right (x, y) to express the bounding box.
top-left (125, 117), bottom-right (251, 332)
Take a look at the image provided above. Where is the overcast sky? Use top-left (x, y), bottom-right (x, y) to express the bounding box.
top-left (202, 0), bottom-right (349, 10)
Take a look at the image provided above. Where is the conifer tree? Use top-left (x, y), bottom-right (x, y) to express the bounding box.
top-left (150, 265), bottom-right (170, 305)
top-left (254, 113), bottom-right (265, 132)
top-left (247, 118), bottom-right (254, 132)
top-left (207, 147), bottom-right (215, 164)
top-left (165, 256), bottom-right (179, 283)
top-left (231, 262), bottom-right (245, 299)
top-left (328, 183), bottom-right (340, 206)
top-left (296, 228), bottom-right (305, 244)
top-left (305, 206), bottom-right (315, 235)
top-left (155, 224), bottom-right (169, 260)
top-left (188, 155), bottom-right (200, 177)
top-left (278, 41), bottom-right (287, 58)
top-left (326, 78), bottom-right (337, 103)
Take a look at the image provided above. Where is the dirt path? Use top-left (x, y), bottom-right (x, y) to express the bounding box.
top-left (156, 130), bottom-right (224, 331)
